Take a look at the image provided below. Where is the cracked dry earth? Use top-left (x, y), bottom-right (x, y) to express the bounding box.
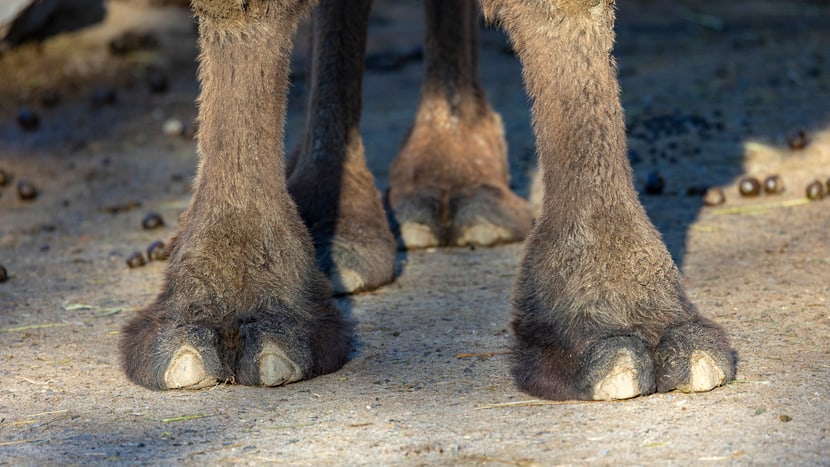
top-left (1, 0), bottom-right (829, 465)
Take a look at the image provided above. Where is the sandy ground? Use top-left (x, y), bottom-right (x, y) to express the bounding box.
top-left (1, 0), bottom-right (829, 464)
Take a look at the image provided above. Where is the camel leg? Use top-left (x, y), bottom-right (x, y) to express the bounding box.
top-left (119, 0), bottom-right (350, 390)
top-left (479, 0), bottom-right (735, 400)
top-left (287, 0), bottom-right (396, 295)
top-left (389, 0), bottom-right (533, 249)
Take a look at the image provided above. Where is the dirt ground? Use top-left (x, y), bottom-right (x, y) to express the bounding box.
top-left (1, 0), bottom-right (829, 465)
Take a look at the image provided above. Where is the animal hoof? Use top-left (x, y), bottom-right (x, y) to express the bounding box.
top-left (164, 345), bottom-right (216, 389)
top-left (330, 268), bottom-right (365, 295)
top-left (259, 343), bottom-right (303, 387)
top-left (316, 228), bottom-right (396, 295)
top-left (399, 221), bottom-right (440, 249)
top-left (593, 350), bottom-right (642, 401)
top-left (454, 222), bottom-right (513, 247)
top-left (678, 350), bottom-right (726, 393)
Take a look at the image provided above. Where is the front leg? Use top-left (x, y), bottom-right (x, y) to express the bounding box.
top-left (120, 0), bottom-right (350, 390)
top-left (481, 0), bottom-right (736, 400)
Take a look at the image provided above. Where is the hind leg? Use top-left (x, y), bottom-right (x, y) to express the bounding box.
top-left (388, 0), bottom-right (533, 249)
top-left (120, 0), bottom-right (350, 390)
top-left (287, 0), bottom-right (396, 295)
top-left (481, 0), bottom-right (735, 400)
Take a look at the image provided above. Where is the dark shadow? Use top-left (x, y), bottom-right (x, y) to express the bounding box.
top-left (613, 1), bottom-right (830, 267)
top-left (1, 0), bottom-right (105, 47)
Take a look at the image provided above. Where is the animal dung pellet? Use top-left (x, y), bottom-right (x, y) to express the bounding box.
top-left (787, 130), bottom-right (809, 150)
top-left (805, 180), bottom-right (824, 201)
top-left (703, 187), bottom-right (726, 206)
top-left (126, 252), bottom-right (146, 268)
top-left (147, 240), bottom-right (170, 261)
top-left (17, 109), bottom-right (40, 131)
top-left (643, 171), bottom-right (665, 195)
top-left (141, 212), bottom-right (165, 230)
top-left (762, 175), bottom-right (784, 194)
top-left (17, 180), bottom-right (39, 200)
top-left (738, 177), bottom-right (761, 197)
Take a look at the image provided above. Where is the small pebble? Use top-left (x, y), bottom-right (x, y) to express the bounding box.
top-left (763, 175), bottom-right (784, 194)
top-left (0, 168), bottom-right (10, 186)
top-left (787, 130), bottom-right (809, 150)
top-left (17, 180), bottom-right (39, 200)
top-left (643, 171), bottom-right (665, 195)
top-left (738, 177), bottom-right (761, 197)
top-left (126, 252), bottom-right (146, 269)
top-left (703, 187), bottom-right (726, 206)
top-left (147, 240), bottom-right (170, 261)
top-left (162, 118), bottom-right (185, 137)
top-left (17, 109), bottom-right (40, 131)
top-left (0, 264), bottom-right (7, 282)
top-left (141, 212), bottom-right (165, 230)
top-left (805, 180), bottom-right (824, 201)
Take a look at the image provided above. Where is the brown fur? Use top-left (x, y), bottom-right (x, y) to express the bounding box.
top-left (120, 0), bottom-right (735, 399)
top-left (485, 0), bottom-right (734, 399)
top-left (389, 0), bottom-right (533, 248)
top-left (120, 0), bottom-right (351, 389)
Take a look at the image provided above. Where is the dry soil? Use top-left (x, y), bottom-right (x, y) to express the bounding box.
top-left (1, 0), bottom-right (829, 465)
